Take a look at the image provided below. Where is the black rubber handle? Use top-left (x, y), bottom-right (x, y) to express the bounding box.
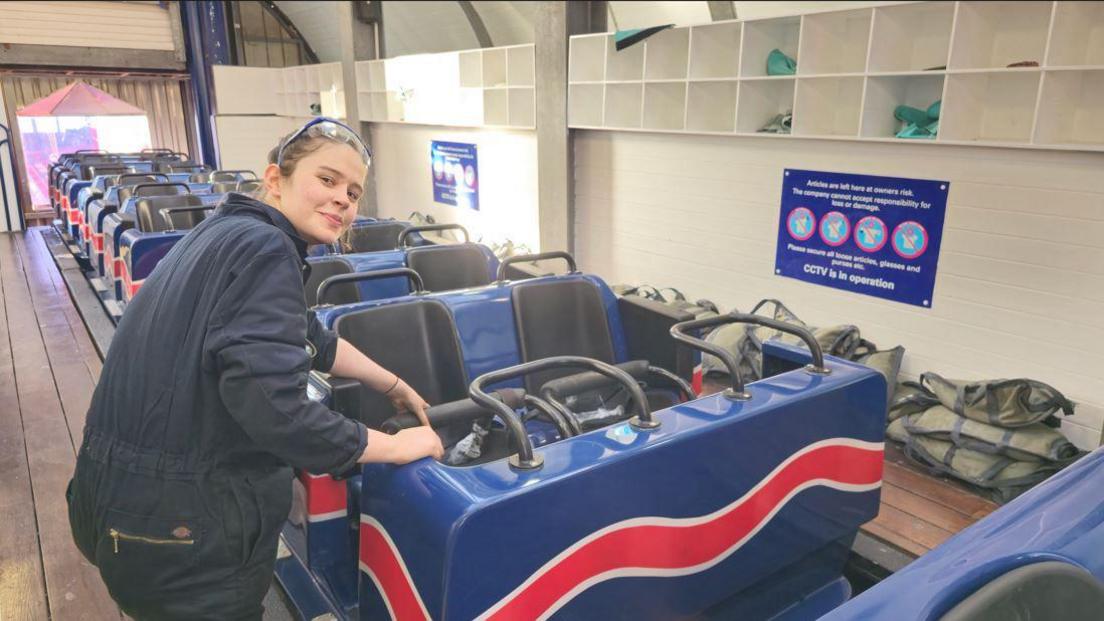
top-left (397, 223), bottom-right (469, 248)
top-left (470, 356), bottom-right (657, 471)
top-left (496, 251), bottom-right (577, 281)
top-left (670, 312), bottom-right (829, 401)
top-left (316, 267), bottom-right (424, 306)
top-left (539, 360), bottom-right (650, 399)
top-left (131, 183), bottom-right (191, 197)
top-left (158, 206), bottom-right (214, 232)
top-left (380, 388), bottom-right (526, 434)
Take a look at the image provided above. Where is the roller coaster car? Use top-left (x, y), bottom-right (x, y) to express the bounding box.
top-left (304, 224), bottom-right (499, 307)
top-left (277, 258), bottom-right (888, 620)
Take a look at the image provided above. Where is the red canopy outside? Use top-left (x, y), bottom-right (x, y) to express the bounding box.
top-left (17, 81), bottom-right (146, 117)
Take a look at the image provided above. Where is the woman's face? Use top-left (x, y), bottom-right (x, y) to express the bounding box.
top-left (264, 141), bottom-right (367, 245)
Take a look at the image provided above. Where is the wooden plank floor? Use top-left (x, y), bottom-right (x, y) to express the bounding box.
top-left (0, 230), bottom-right (122, 621)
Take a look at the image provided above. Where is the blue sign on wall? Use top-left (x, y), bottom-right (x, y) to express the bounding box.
top-left (431, 141), bottom-right (479, 211)
top-left (775, 169), bottom-right (949, 308)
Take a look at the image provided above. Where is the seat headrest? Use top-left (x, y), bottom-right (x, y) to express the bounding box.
top-left (135, 194), bottom-right (205, 232)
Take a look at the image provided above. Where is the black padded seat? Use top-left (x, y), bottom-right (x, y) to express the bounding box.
top-left (512, 278), bottom-right (616, 393)
top-left (406, 244), bottom-right (492, 292)
top-left (116, 177), bottom-right (165, 203)
top-left (348, 222), bottom-right (408, 252)
top-left (304, 258), bottom-right (355, 306)
top-left (334, 299), bottom-right (468, 429)
top-left (941, 562), bottom-right (1104, 621)
top-left (236, 180), bottom-right (261, 193)
top-left (135, 195), bottom-right (205, 232)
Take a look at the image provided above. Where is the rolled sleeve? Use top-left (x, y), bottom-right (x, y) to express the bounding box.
top-left (205, 252), bottom-right (366, 475)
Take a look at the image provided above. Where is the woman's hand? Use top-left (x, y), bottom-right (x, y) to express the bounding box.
top-left (387, 379), bottom-right (431, 427)
top-left (360, 427), bottom-right (444, 464)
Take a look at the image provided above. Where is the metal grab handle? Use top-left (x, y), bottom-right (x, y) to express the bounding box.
top-left (496, 251), bottom-right (577, 282)
top-left (471, 356), bottom-right (657, 468)
top-left (316, 267), bottom-right (425, 306)
top-left (397, 223), bottom-right (470, 248)
top-left (131, 183), bottom-right (192, 198)
top-left (158, 206), bottom-right (214, 232)
top-left (119, 173), bottom-right (169, 185)
top-left (209, 169), bottom-right (257, 181)
top-left (670, 312), bottom-right (829, 402)
top-left (523, 394), bottom-right (578, 438)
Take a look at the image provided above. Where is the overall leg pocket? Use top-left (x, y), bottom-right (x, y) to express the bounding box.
top-left (94, 508), bottom-right (209, 615)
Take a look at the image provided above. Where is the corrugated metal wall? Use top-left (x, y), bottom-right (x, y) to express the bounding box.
top-left (0, 1), bottom-right (175, 51)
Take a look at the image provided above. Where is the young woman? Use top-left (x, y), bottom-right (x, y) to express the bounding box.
top-left (67, 118), bottom-right (443, 619)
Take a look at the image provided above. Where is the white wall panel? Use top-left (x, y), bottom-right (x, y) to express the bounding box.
top-left (0, 2), bottom-right (174, 51)
top-left (573, 130), bottom-right (1104, 449)
top-left (370, 123), bottom-right (539, 250)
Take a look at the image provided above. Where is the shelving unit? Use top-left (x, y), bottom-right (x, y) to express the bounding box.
top-left (567, 1), bottom-right (1104, 152)
top-left (1034, 69), bottom-right (1104, 146)
top-left (354, 43), bottom-right (535, 129)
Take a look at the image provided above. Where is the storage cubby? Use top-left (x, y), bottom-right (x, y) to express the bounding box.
top-left (861, 74), bottom-right (945, 138)
top-left (643, 82), bottom-right (687, 130)
top-left (482, 48), bottom-right (507, 88)
top-left (793, 76), bottom-right (863, 136)
top-left (644, 27), bottom-right (690, 80)
top-left (508, 87), bottom-right (535, 127)
top-left (686, 81), bottom-right (737, 132)
top-left (689, 22), bottom-right (742, 79)
top-left (735, 78), bottom-right (795, 133)
top-left (459, 51), bottom-right (482, 88)
top-left (949, 1), bottom-right (1053, 70)
top-left (797, 8), bottom-right (872, 75)
top-left (1046, 2), bottom-right (1104, 67)
top-left (604, 82), bottom-right (643, 128)
top-left (868, 2), bottom-right (955, 73)
top-left (940, 71), bottom-right (1040, 142)
top-left (606, 35), bottom-right (645, 81)
top-left (569, 84), bottom-right (604, 126)
top-left (1034, 70), bottom-right (1104, 145)
top-left (570, 34), bottom-right (606, 82)
top-left (483, 88), bottom-right (508, 125)
top-left (740, 16), bottom-right (801, 78)
top-left (508, 45), bottom-right (535, 86)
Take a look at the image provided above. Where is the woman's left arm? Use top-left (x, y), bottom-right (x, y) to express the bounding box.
top-left (328, 338), bottom-right (431, 426)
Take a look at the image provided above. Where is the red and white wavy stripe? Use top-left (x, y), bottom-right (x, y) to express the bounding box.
top-left (359, 438), bottom-right (883, 621)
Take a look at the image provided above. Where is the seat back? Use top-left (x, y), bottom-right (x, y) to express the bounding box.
top-left (115, 176), bottom-right (165, 203)
top-left (347, 221), bottom-right (408, 252)
top-left (135, 194), bottom-right (205, 232)
top-left (304, 258), bottom-right (355, 306)
top-left (334, 299), bottom-right (468, 428)
top-left (512, 278), bottom-right (617, 392)
top-left (406, 244), bottom-right (494, 292)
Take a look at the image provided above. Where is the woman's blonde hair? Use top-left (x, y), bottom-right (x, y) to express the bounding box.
top-left (255, 131), bottom-right (362, 250)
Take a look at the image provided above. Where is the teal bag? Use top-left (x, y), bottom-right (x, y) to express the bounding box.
top-left (767, 49), bottom-right (796, 76)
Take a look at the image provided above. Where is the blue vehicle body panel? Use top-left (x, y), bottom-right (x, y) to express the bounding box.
top-left (826, 445), bottom-right (1104, 620)
top-left (355, 344), bottom-right (885, 620)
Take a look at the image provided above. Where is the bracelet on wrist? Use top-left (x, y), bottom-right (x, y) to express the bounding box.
top-left (383, 375), bottom-right (400, 395)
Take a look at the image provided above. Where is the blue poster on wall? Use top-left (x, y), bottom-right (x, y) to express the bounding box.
top-left (775, 169), bottom-right (949, 308)
top-left (431, 141), bottom-right (479, 211)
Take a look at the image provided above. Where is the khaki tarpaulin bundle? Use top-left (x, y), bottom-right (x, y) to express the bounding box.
top-left (919, 372), bottom-right (1075, 428)
top-left (612, 285), bottom-right (719, 320)
top-left (887, 377), bottom-right (1082, 503)
top-left (700, 299), bottom-right (903, 396)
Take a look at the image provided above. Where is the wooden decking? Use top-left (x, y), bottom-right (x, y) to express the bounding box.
top-left (0, 229), bottom-right (122, 620)
top-left (864, 443), bottom-right (999, 558)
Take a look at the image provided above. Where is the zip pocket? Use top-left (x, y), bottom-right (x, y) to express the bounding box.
top-left (109, 528), bottom-right (195, 553)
